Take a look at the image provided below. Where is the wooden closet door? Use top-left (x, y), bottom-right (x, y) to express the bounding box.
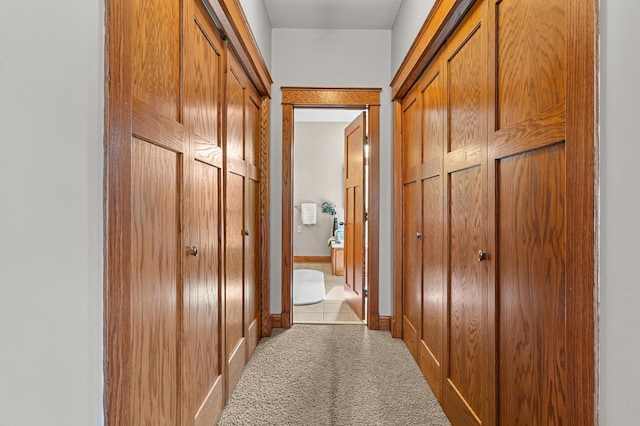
top-left (128, 0), bottom-right (183, 423)
top-left (489, 0), bottom-right (576, 423)
top-left (441, 1), bottom-right (492, 425)
top-left (181, 1), bottom-right (226, 424)
top-left (401, 87), bottom-right (422, 361)
top-left (225, 48), bottom-right (262, 395)
top-left (244, 88), bottom-right (262, 358)
top-left (225, 48), bottom-right (248, 395)
top-left (418, 61), bottom-right (445, 400)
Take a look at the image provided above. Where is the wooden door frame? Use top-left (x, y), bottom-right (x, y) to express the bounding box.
top-left (390, 0), bottom-right (598, 422)
top-left (280, 87), bottom-right (381, 330)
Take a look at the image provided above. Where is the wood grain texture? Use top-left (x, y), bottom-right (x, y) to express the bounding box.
top-left (419, 65), bottom-right (445, 398)
top-left (367, 105), bottom-right (381, 330)
top-left (130, 137), bottom-right (180, 425)
top-left (447, 23), bottom-right (484, 152)
top-left (204, 0), bottom-right (272, 96)
top-left (186, 15), bottom-right (222, 149)
top-left (392, 100), bottom-right (404, 338)
top-left (270, 314), bottom-right (282, 329)
top-left (378, 316), bottom-right (391, 331)
top-left (181, 160), bottom-right (223, 426)
top-left (260, 97), bottom-right (271, 337)
top-left (132, 96), bottom-right (186, 153)
top-left (225, 172), bottom-right (245, 364)
top-left (445, 166), bottom-right (485, 425)
top-left (245, 91), bottom-right (261, 167)
top-left (496, 0), bottom-right (566, 130)
top-left (420, 177), bottom-right (443, 398)
top-left (402, 93), bottom-right (420, 172)
top-left (281, 87), bottom-right (381, 107)
top-left (391, 0), bottom-right (476, 100)
top-left (497, 144), bottom-right (567, 425)
top-left (105, 0), bottom-right (133, 423)
top-left (293, 256), bottom-right (331, 263)
top-left (226, 58), bottom-right (246, 162)
top-left (564, 0), bottom-right (597, 422)
top-left (132, 0), bottom-right (181, 122)
top-left (344, 113), bottom-right (366, 320)
top-left (402, 180), bottom-right (422, 361)
top-left (281, 103), bottom-right (294, 329)
top-left (245, 177), bottom-right (260, 359)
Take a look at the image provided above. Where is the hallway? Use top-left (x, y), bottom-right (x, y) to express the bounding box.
top-left (217, 325), bottom-right (449, 425)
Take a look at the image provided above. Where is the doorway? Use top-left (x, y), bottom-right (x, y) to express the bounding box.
top-left (281, 87), bottom-right (382, 329)
top-left (292, 110), bottom-right (366, 324)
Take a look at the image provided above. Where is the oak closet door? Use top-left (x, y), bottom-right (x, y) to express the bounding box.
top-left (401, 87), bottom-right (422, 361)
top-left (244, 88), bottom-right (262, 358)
top-left (489, 0), bottom-right (573, 423)
top-left (418, 61), bottom-right (446, 401)
top-left (225, 48), bottom-right (248, 395)
top-left (225, 48), bottom-right (262, 395)
top-left (128, 0), bottom-right (184, 423)
top-left (441, 1), bottom-right (492, 425)
top-left (181, 1), bottom-right (226, 424)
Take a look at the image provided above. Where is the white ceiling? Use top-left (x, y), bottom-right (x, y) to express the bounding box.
top-left (264, 0), bottom-right (403, 30)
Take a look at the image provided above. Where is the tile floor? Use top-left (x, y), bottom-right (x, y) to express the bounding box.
top-left (293, 262), bottom-right (364, 324)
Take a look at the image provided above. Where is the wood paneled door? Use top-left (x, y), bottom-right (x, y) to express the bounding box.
top-left (105, 0), bottom-right (272, 424)
top-left (343, 112), bottom-right (367, 320)
top-left (392, 0), bottom-right (597, 424)
top-left (181, 2), bottom-right (226, 423)
top-left (224, 47), bottom-right (262, 395)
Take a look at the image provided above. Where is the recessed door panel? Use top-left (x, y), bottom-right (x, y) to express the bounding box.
top-left (131, 137), bottom-right (180, 425)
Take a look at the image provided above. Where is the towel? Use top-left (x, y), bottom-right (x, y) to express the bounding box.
top-left (300, 203), bottom-right (317, 225)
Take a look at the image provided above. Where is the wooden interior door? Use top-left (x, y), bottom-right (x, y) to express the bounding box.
top-left (180, 1), bottom-right (225, 423)
top-left (418, 62), bottom-right (445, 401)
top-left (441, 1), bottom-right (492, 425)
top-left (244, 88), bottom-right (262, 358)
top-left (401, 89), bottom-right (422, 360)
top-left (225, 49), bottom-right (248, 395)
top-left (127, 0), bottom-right (183, 423)
top-left (344, 112), bottom-right (366, 320)
top-left (225, 48), bottom-right (262, 395)
top-left (490, 0), bottom-right (575, 423)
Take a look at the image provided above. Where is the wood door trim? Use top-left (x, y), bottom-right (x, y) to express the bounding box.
top-left (105, 0), bottom-right (134, 423)
top-left (203, 0), bottom-right (272, 97)
top-left (281, 87), bottom-right (381, 330)
top-left (390, 0), bottom-right (477, 100)
top-left (293, 256), bottom-right (331, 263)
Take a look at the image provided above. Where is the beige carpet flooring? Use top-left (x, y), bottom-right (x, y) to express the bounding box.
top-left (217, 324), bottom-right (450, 425)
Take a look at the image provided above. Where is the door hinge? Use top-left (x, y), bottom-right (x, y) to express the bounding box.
top-left (363, 288), bottom-right (368, 298)
top-left (364, 211), bottom-right (368, 222)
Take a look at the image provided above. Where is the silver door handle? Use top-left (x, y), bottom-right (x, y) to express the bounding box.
top-left (189, 245), bottom-right (198, 257)
top-left (416, 232), bottom-right (422, 239)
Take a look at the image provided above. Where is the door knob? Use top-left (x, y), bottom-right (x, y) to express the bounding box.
top-left (416, 232), bottom-right (422, 239)
top-left (243, 229), bottom-right (250, 236)
top-left (189, 245), bottom-right (198, 257)
top-left (478, 250), bottom-right (487, 262)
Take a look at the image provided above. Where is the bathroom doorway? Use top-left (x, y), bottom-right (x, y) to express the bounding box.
top-left (281, 87), bottom-right (382, 330)
top-left (292, 109), bottom-right (366, 324)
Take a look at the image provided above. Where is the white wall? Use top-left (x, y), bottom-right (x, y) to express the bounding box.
top-left (0, 1), bottom-right (104, 425)
top-left (270, 29), bottom-right (393, 314)
top-left (238, 0), bottom-right (273, 70)
top-left (391, 0), bottom-right (436, 75)
top-left (293, 122), bottom-right (347, 257)
top-left (600, 1), bottom-right (640, 423)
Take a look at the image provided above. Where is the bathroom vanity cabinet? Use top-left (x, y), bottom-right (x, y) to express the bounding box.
top-left (331, 243), bottom-right (344, 276)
